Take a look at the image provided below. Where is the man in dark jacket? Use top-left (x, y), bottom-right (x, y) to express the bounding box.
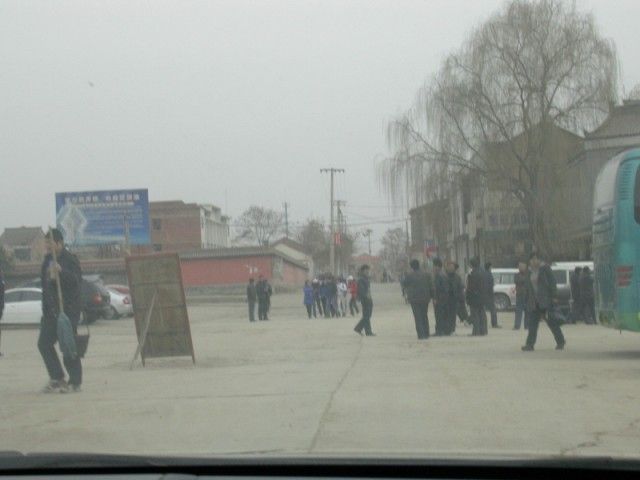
top-left (256, 275), bottom-right (269, 321)
top-left (312, 279), bottom-right (324, 317)
top-left (513, 260), bottom-right (529, 330)
top-left (570, 267), bottom-right (582, 323)
top-left (466, 257), bottom-right (487, 336)
top-left (39, 229), bottom-right (83, 393)
top-left (522, 252), bottom-right (565, 351)
top-left (454, 263), bottom-right (469, 325)
top-left (353, 265), bottom-right (374, 336)
top-left (445, 260), bottom-right (463, 335)
top-left (402, 259), bottom-right (434, 339)
top-left (246, 278), bottom-right (257, 322)
top-left (484, 262), bottom-right (500, 328)
top-left (580, 266), bottom-right (596, 324)
top-left (432, 258), bottom-right (448, 336)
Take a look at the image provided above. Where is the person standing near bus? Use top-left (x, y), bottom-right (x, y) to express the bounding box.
top-left (513, 261), bottom-right (529, 330)
top-left (580, 266), bottom-right (596, 324)
top-left (570, 267), bottom-right (582, 323)
top-left (522, 252), bottom-right (565, 351)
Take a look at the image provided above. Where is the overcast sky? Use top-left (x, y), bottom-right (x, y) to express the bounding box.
top-left (1, 0), bottom-right (638, 253)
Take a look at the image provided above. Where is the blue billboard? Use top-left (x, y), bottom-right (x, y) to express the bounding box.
top-left (55, 189), bottom-right (151, 246)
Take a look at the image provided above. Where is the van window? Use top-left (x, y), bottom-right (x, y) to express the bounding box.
top-left (501, 273), bottom-right (515, 284)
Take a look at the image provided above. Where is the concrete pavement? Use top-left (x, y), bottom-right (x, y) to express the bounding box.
top-left (1, 283), bottom-right (640, 458)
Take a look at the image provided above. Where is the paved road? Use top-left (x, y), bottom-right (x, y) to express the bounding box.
top-left (1, 283), bottom-right (640, 458)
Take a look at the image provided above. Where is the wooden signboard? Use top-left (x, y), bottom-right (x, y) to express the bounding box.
top-left (126, 253), bottom-right (195, 368)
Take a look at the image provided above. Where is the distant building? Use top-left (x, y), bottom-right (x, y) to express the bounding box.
top-left (272, 237), bottom-right (314, 276)
top-left (150, 201), bottom-right (229, 253)
top-left (0, 227), bottom-right (46, 263)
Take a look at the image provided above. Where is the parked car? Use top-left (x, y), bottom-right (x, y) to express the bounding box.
top-left (1, 288), bottom-right (43, 326)
top-left (105, 287), bottom-right (133, 319)
top-left (82, 275), bottom-right (111, 323)
top-left (106, 284), bottom-right (130, 295)
top-left (491, 268), bottom-right (518, 311)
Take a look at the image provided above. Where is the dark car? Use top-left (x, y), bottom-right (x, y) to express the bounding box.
top-left (20, 274), bottom-right (111, 324)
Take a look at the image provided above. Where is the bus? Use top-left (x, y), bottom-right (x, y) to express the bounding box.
top-left (592, 147), bottom-right (640, 332)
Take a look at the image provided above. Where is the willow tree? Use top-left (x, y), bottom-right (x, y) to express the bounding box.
top-left (380, 0), bottom-right (618, 258)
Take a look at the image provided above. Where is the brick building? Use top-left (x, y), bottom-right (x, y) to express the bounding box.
top-left (150, 201), bottom-right (229, 253)
top-left (0, 227), bottom-right (46, 264)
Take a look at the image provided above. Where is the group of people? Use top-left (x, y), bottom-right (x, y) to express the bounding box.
top-left (246, 275), bottom-right (273, 322)
top-left (302, 274), bottom-right (360, 319)
top-left (404, 251), bottom-right (566, 351)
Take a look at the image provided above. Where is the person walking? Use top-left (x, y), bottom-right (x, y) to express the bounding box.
top-left (513, 261), bottom-right (529, 330)
top-left (466, 257), bottom-right (487, 336)
top-left (353, 265), bottom-right (375, 336)
top-left (454, 263), bottom-right (469, 325)
top-left (484, 262), bottom-right (500, 328)
top-left (312, 278), bottom-right (324, 317)
top-left (445, 260), bottom-right (463, 335)
top-left (39, 228), bottom-right (83, 393)
top-left (256, 275), bottom-right (269, 321)
top-left (337, 277), bottom-right (348, 317)
top-left (327, 276), bottom-right (339, 317)
top-left (320, 278), bottom-right (330, 318)
top-left (432, 258), bottom-right (448, 336)
top-left (347, 275), bottom-right (359, 316)
top-left (580, 266), bottom-right (596, 324)
top-left (402, 259), bottom-right (433, 339)
top-left (569, 267), bottom-right (583, 323)
top-left (303, 281), bottom-right (315, 319)
top-left (246, 278), bottom-right (257, 322)
top-left (522, 252), bottom-right (566, 351)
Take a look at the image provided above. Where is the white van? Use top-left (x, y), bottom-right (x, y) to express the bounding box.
top-left (491, 268), bottom-right (518, 310)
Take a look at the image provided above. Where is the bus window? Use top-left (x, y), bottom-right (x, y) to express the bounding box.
top-left (635, 167), bottom-right (640, 223)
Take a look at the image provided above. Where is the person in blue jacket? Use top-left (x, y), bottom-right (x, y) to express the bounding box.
top-left (303, 281), bottom-right (315, 318)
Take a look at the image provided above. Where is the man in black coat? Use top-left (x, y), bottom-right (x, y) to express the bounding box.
top-left (580, 266), bottom-right (596, 324)
top-left (484, 262), bottom-right (500, 328)
top-left (522, 252), bottom-right (565, 351)
top-left (353, 265), bottom-right (375, 336)
top-left (402, 259), bottom-right (434, 339)
top-left (39, 228), bottom-right (83, 393)
top-left (246, 278), bottom-right (257, 322)
top-left (256, 275), bottom-right (269, 321)
top-left (569, 267), bottom-right (582, 323)
top-left (466, 257), bottom-right (487, 336)
top-left (432, 258), bottom-right (448, 336)
top-left (445, 260), bottom-right (463, 335)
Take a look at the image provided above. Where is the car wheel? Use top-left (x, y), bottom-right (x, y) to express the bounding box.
top-left (494, 293), bottom-right (510, 311)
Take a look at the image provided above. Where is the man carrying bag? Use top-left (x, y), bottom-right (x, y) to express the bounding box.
top-left (39, 229), bottom-right (84, 393)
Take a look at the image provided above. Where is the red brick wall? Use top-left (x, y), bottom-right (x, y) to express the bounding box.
top-left (180, 256), bottom-right (273, 286)
top-left (282, 261), bottom-right (308, 285)
top-left (152, 216), bottom-right (201, 252)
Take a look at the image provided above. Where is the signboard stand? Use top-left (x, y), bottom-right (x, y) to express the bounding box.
top-left (126, 253), bottom-right (195, 368)
top-left (129, 290), bottom-right (158, 370)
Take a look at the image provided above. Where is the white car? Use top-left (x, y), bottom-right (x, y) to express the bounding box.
top-left (105, 287), bottom-right (133, 319)
top-left (2, 288), bottom-right (43, 326)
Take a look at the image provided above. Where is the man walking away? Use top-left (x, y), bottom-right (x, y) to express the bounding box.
top-left (246, 278), bottom-right (257, 322)
top-left (445, 260), bottom-right (462, 335)
top-left (580, 266), bottom-right (596, 325)
top-left (347, 275), bottom-right (359, 316)
top-left (466, 257), bottom-right (487, 336)
top-left (570, 267), bottom-right (582, 323)
top-left (522, 252), bottom-right (565, 351)
top-left (353, 265), bottom-right (375, 336)
top-left (432, 258), bottom-right (448, 336)
top-left (513, 261), bottom-right (529, 330)
top-left (484, 262), bottom-right (500, 328)
top-left (256, 275), bottom-right (268, 321)
top-left (303, 281), bottom-right (315, 319)
top-left (312, 279), bottom-right (324, 317)
top-left (402, 259), bottom-right (433, 339)
top-left (39, 229), bottom-right (83, 393)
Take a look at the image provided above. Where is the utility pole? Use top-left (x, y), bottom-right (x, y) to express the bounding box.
top-left (320, 168), bottom-right (345, 275)
top-left (283, 201), bottom-right (289, 238)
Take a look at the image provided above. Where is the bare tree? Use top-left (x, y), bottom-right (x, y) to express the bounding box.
top-left (378, 227), bottom-right (408, 275)
top-left (297, 218), bottom-right (355, 273)
top-left (380, 0), bottom-right (618, 258)
top-left (236, 206), bottom-right (283, 246)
